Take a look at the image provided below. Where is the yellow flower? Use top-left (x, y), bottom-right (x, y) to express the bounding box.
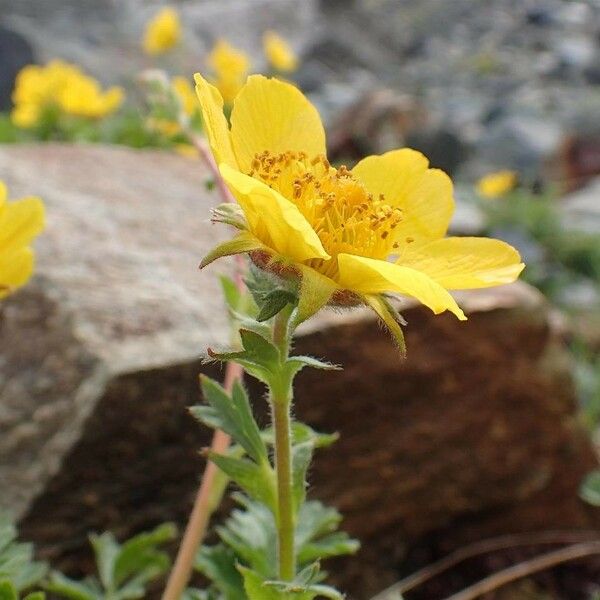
top-left (263, 31), bottom-right (298, 72)
top-left (174, 143), bottom-right (199, 158)
top-left (0, 181), bottom-right (45, 299)
top-left (476, 170), bottom-right (517, 199)
top-left (207, 40), bottom-right (250, 104)
top-left (172, 76), bottom-right (198, 117)
top-left (196, 74), bottom-right (524, 346)
top-left (143, 7), bottom-right (181, 55)
top-left (11, 60), bottom-right (123, 127)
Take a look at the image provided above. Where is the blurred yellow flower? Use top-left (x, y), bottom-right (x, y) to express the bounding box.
top-left (143, 7), bottom-right (181, 55)
top-left (0, 181), bottom-right (45, 299)
top-left (172, 76), bottom-right (198, 117)
top-left (11, 61), bottom-right (123, 127)
top-left (196, 74), bottom-right (525, 345)
top-left (207, 39), bottom-right (250, 104)
top-left (175, 143), bottom-right (199, 158)
top-left (263, 31), bottom-right (298, 72)
top-left (476, 170), bottom-right (517, 199)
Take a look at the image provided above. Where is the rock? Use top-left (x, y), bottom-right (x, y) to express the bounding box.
top-left (405, 128), bottom-right (469, 176)
top-left (0, 0), bottom-right (318, 83)
top-left (1, 145), bottom-right (598, 599)
top-left (560, 176), bottom-right (600, 234)
top-left (0, 25), bottom-right (35, 110)
top-left (475, 114), bottom-right (563, 175)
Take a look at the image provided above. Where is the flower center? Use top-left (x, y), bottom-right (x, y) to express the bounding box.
top-left (249, 151), bottom-right (402, 274)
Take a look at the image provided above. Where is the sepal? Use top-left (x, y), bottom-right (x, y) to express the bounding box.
top-left (211, 202), bottom-right (247, 230)
top-left (200, 232), bottom-right (263, 269)
top-left (363, 294), bottom-right (406, 356)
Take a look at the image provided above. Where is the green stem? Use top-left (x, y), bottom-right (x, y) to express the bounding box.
top-left (271, 307), bottom-right (295, 581)
top-left (272, 395), bottom-right (295, 581)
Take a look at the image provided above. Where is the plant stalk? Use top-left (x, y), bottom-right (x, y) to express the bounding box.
top-left (271, 308), bottom-right (295, 581)
top-left (272, 395), bottom-right (295, 581)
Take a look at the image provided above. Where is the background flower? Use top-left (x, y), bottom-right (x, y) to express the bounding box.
top-left (263, 31), bottom-right (298, 73)
top-left (143, 7), bottom-right (181, 56)
top-left (0, 181), bottom-right (45, 299)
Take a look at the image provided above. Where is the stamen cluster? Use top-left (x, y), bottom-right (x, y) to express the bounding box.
top-left (249, 151), bottom-right (403, 274)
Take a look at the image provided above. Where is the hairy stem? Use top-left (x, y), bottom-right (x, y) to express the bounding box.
top-left (271, 308), bottom-right (295, 581)
top-left (272, 394), bottom-right (295, 580)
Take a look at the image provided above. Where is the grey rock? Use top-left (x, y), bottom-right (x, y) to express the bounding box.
top-left (560, 176), bottom-right (600, 234)
top-left (0, 145), bottom-right (597, 599)
top-left (476, 114), bottom-right (563, 174)
top-left (0, 0), bottom-right (318, 84)
top-left (0, 25), bottom-right (35, 110)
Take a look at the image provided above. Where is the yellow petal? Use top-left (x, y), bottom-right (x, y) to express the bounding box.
top-left (220, 164), bottom-right (329, 263)
top-left (229, 75), bottom-right (326, 173)
top-left (363, 294), bottom-right (406, 355)
top-left (402, 237), bottom-right (525, 289)
top-left (0, 196), bottom-right (45, 252)
top-left (352, 149), bottom-right (454, 242)
top-left (194, 73), bottom-right (237, 169)
top-left (337, 253), bottom-right (466, 320)
top-left (0, 247), bottom-right (34, 298)
top-left (294, 265), bottom-right (339, 326)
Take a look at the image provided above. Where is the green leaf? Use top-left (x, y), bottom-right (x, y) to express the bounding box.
top-left (580, 470), bottom-right (600, 506)
top-left (239, 330), bottom-right (280, 364)
top-left (297, 533), bottom-right (360, 564)
top-left (292, 442), bottom-right (313, 510)
top-left (89, 533), bottom-right (119, 591)
top-left (45, 572), bottom-right (100, 600)
top-left (207, 453), bottom-right (276, 512)
top-left (240, 567), bottom-right (316, 600)
top-left (195, 545), bottom-right (245, 600)
top-left (23, 592), bottom-right (45, 600)
top-left (0, 517), bottom-right (47, 592)
top-left (244, 265), bottom-right (283, 308)
top-left (290, 424), bottom-right (338, 449)
top-left (256, 291), bottom-right (298, 322)
top-left (196, 377), bottom-right (267, 464)
top-left (295, 502), bottom-right (342, 550)
top-left (0, 581), bottom-right (18, 600)
top-left (213, 495), bottom-right (276, 577)
top-left (113, 523), bottom-right (176, 587)
top-left (286, 356), bottom-right (341, 376)
top-left (220, 275), bottom-right (243, 312)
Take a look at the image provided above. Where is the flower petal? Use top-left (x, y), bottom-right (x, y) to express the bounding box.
top-left (229, 75), bottom-right (326, 173)
top-left (352, 149), bottom-right (454, 242)
top-left (200, 231), bottom-right (265, 269)
top-left (0, 247), bottom-right (34, 298)
top-left (401, 237), bottom-right (524, 289)
top-left (220, 164), bottom-right (329, 263)
top-left (294, 265), bottom-right (339, 326)
top-left (194, 73), bottom-right (237, 169)
top-left (337, 253), bottom-right (466, 320)
top-left (0, 196), bottom-right (45, 252)
top-left (363, 294), bottom-right (406, 355)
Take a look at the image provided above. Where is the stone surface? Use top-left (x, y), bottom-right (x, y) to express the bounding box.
top-left (0, 25), bottom-right (35, 110)
top-left (0, 0), bottom-right (318, 85)
top-left (560, 176), bottom-right (600, 235)
top-left (306, 0), bottom-right (600, 180)
top-left (0, 145), bottom-right (598, 598)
